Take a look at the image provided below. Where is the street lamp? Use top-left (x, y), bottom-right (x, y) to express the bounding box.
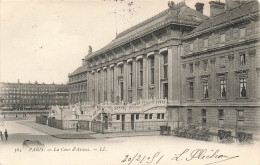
top-left (60, 107), bottom-right (63, 130)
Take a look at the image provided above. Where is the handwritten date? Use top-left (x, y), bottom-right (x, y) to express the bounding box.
top-left (121, 152), bottom-right (164, 165)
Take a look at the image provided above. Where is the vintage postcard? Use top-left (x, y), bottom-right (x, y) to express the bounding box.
top-left (0, 0), bottom-right (259, 164)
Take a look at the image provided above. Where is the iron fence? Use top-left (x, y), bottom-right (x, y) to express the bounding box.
top-left (91, 120), bottom-right (183, 133)
top-left (36, 116), bottom-right (90, 130)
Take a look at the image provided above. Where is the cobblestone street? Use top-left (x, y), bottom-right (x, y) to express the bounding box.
top-left (0, 119), bottom-right (259, 165)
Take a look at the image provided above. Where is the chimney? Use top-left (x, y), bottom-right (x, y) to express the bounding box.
top-left (209, 1), bottom-right (225, 17)
top-left (82, 59), bottom-right (86, 66)
top-left (195, 3), bottom-right (204, 13)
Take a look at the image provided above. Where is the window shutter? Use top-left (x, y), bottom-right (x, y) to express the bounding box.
top-left (199, 39), bottom-right (203, 50)
top-left (226, 30), bottom-right (231, 41)
top-left (209, 35), bottom-right (213, 46)
top-left (233, 28), bottom-right (239, 39)
top-left (215, 34), bottom-right (220, 44)
top-left (194, 41), bottom-right (198, 51)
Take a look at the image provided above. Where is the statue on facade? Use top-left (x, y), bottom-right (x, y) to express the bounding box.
top-left (88, 46), bottom-right (92, 54)
top-left (167, 1), bottom-right (181, 19)
top-left (168, 1), bottom-right (176, 9)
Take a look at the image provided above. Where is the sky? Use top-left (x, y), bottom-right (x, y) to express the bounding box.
top-left (0, 0), bottom-right (223, 84)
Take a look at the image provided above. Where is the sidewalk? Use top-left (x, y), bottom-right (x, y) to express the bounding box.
top-left (17, 120), bottom-right (160, 139)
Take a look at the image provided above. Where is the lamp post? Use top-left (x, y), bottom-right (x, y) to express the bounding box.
top-left (60, 107), bottom-right (63, 130)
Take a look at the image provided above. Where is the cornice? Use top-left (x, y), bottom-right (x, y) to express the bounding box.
top-left (86, 18), bottom-right (200, 61)
top-left (183, 11), bottom-right (260, 40)
top-left (181, 38), bottom-right (258, 59)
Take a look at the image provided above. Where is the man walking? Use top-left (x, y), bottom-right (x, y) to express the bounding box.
top-left (0, 131), bottom-right (3, 141)
top-left (76, 123), bottom-right (79, 132)
top-left (4, 129), bottom-right (8, 141)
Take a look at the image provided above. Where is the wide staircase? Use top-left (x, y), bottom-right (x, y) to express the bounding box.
top-left (89, 98), bottom-right (167, 122)
top-left (52, 98), bottom-right (167, 122)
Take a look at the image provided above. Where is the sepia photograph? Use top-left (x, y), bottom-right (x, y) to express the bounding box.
top-left (0, 0), bottom-right (260, 164)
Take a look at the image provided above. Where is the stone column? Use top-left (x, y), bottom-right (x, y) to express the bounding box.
top-left (123, 61), bottom-right (128, 102)
top-left (167, 45), bottom-right (181, 104)
top-left (132, 59), bottom-right (137, 102)
top-left (107, 67), bottom-right (111, 102)
top-left (143, 55), bottom-right (149, 99)
top-left (114, 66), bottom-right (119, 102)
top-left (154, 52), bottom-right (160, 99)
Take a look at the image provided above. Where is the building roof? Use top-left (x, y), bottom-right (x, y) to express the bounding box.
top-left (184, 1), bottom-right (260, 39)
top-left (85, 1), bottom-right (208, 60)
top-left (69, 66), bottom-right (83, 76)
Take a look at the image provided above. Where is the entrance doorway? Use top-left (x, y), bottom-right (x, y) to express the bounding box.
top-left (103, 114), bottom-right (108, 129)
top-left (122, 114), bottom-right (125, 131)
top-left (131, 114), bottom-right (135, 130)
top-left (163, 83), bottom-right (168, 99)
top-left (120, 82), bottom-right (124, 101)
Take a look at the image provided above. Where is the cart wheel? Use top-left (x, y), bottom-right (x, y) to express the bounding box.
top-left (246, 136), bottom-right (252, 143)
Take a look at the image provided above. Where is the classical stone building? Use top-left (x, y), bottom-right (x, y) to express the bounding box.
top-left (0, 80), bottom-right (69, 110)
top-left (68, 0), bottom-right (260, 134)
top-left (181, 0), bottom-right (260, 135)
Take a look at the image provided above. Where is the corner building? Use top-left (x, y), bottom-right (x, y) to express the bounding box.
top-left (181, 1), bottom-right (260, 135)
top-left (69, 1), bottom-right (260, 134)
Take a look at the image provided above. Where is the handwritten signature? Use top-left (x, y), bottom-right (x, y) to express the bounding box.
top-left (171, 149), bottom-right (239, 165)
top-left (121, 149), bottom-right (239, 165)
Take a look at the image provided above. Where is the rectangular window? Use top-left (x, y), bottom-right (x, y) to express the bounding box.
top-left (164, 66), bottom-right (168, 79)
top-left (187, 109), bottom-right (192, 124)
top-left (239, 78), bottom-right (247, 98)
top-left (162, 113), bottom-right (165, 119)
top-left (163, 54), bottom-right (168, 64)
top-left (220, 57), bottom-right (225, 68)
top-left (105, 70), bottom-right (107, 90)
top-left (190, 43), bottom-right (194, 51)
top-left (218, 109), bottom-right (224, 118)
top-left (219, 119), bottom-right (224, 127)
top-left (201, 109), bottom-right (206, 117)
top-left (240, 54), bottom-right (246, 65)
top-left (237, 110), bottom-right (244, 117)
top-left (238, 120), bottom-right (244, 127)
top-left (136, 114), bottom-right (139, 120)
top-left (204, 38), bottom-right (208, 48)
top-left (240, 28), bottom-right (245, 38)
top-left (157, 114), bottom-right (160, 119)
top-left (163, 54), bottom-right (168, 79)
top-left (149, 114), bottom-right (153, 119)
top-left (220, 33), bottom-right (225, 43)
top-left (130, 63), bottom-right (133, 87)
top-left (151, 57), bottom-right (155, 84)
top-left (145, 114), bottom-right (148, 119)
top-left (112, 68), bottom-right (114, 90)
top-left (140, 59), bottom-right (143, 86)
top-left (220, 79), bottom-right (226, 98)
top-left (190, 63), bottom-right (193, 73)
top-left (203, 61), bottom-right (208, 71)
top-left (140, 71), bottom-right (143, 86)
top-left (203, 81), bottom-right (209, 98)
top-left (189, 82), bottom-right (194, 98)
top-left (120, 65), bottom-right (124, 75)
top-left (116, 115), bottom-right (120, 120)
top-left (202, 118), bottom-right (207, 126)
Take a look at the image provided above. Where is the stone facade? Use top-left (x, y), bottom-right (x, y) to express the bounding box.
top-left (181, 0), bottom-right (260, 135)
top-left (0, 81), bottom-right (69, 110)
top-left (68, 1), bottom-right (260, 134)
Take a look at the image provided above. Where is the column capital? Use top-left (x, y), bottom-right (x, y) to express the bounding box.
top-left (127, 58), bottom-right (133, 64)
top-left (136, 55), bottom-right (144, 61)
top-left (159, 47), bottom-right (168, 55)
top-left (147, 51), bottom-right (155, 58)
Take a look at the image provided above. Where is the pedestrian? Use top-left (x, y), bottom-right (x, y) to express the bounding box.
top-left (0, 131), bottom-right (3, 141)
top-left (76, 123), bottom-right (79, 132)
top-left (4, 129), bottom-right (8, 141)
